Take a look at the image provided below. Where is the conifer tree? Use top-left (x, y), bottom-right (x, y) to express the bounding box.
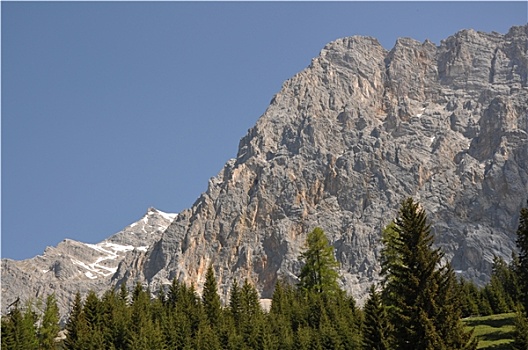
top-left (239, 279), bottom-right (263, 348)
top-left (166, 278), bottom-right (181, 308)
top-left (513, 203), bottom-right (528, 349)
top-left (269, 280), bottom-right (296, 349)
top-left (516, 204), bottom-right (528, 313)
top-left (64, 291), bottom-right (88, 350)
top-left (83, 290), bottom-right (105, 349)
top-left (298, 227), bottom-right (340, 295)
top-left (228, 279), bottom-right (242, 328)
top-left (457, 278), bottom-right (480, 317)
top-left (38, 293), bottom-right (60, 350)
top-left (194, 322), bottom-right (222, 350)
top-left (202, 265), bottom-right (222, 329)
top-left (512, 308), bottom-right (528, 350)
top-left (127, 283), bottom-right (165, 350)
top-left (1, 310), bottom-right (15, 349)
top-left (362, 285), bottom-right (391, 350)
top-left (101, 288), bottom-right (129, 350)
top-left (294, 326), bottom-right (313, 350)
top-left (381, 198), bottom-right (476, 350)
top-left (119, 282), bottom-right (129, 304)
top-left (1, 300), bottom-right (38, 350)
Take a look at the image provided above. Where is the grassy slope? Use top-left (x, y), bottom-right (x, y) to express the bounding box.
top-left (463, 313), bottom-right (516, 350)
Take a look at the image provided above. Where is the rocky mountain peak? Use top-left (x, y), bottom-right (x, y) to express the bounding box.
top-left (2, 25), bottom-right (527, 320)
top-left (141, 24), bottom-right (527, 301)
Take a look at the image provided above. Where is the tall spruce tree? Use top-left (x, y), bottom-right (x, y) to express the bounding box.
top-left (228, 279), bottom-right (242, 329)
top-left (381, 198), bottom-right (476, 350)
top-left (239, 279), bottom-right (264, 349)
top-left (83, 290), bottom-right (106, 349)
top-left (202, 265), bottom-right (222, 329)
top-left (298, 227), bottom-right (340, 295)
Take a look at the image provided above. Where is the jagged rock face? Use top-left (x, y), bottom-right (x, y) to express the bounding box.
top-left (138, 25), bottom-right (528, 302)
top-left (2, 25), bottom-right (527, 320)
top-left (1, 208), bottom-right (176, 323)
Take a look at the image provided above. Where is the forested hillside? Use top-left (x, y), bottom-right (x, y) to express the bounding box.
top-left (3, 199), bottom-right (528, 350)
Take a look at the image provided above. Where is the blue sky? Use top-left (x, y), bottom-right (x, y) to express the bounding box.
top-left (2, 1), bottom-right (527, 260)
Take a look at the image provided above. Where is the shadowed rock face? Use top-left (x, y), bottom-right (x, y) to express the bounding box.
top-left (3, 25), bottom-right (528, 320)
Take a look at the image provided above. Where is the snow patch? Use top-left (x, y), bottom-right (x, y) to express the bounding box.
top-left (430, 136), bottom-right (435, 146)
top-left (100, 242), bottom-right (135, 253)
top-left (85, 243), bottom-right (115, 256)
top-left (85, 271), bottom-right (97, 279)
top-left (148, 207), bottom-right (178, 221)
top-left (136, 246), bottom-right (149, 252)
top-left (159, 211), bottom-right (178, 221)
top-left (71, 258), bottom-right (94, 271)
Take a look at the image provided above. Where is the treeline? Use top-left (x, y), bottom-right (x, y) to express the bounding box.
top-left (2, 198), bottom-right (528, 350)
top-left (458, 255), bottom-right (523, 317)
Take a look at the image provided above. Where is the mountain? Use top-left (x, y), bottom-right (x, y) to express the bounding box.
top-left (1, 208), bottom-right (176, 322)
top-left (3, 25), bottom-right (527, 321)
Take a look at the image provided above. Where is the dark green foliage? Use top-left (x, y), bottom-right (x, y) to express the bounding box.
top-left (127, 283), bottom-right (165, 350)
top-left (268, 278), bottom-right (362, 350)
top-left (38, 293), bottom-right (60, 350)
top-left (458, 278), bottom-right (481, 318)
top-left (298, 227), bottom-right (340, 295)
top-left (8, 200), bottom-right (528, 350)
top-left (83, 290), bottom-right (106, 348)
top-left (381, 198), bottom-right (476, 350)
top-left (481, 256), bottom-right (520, 314)
top-left (512, 309), bottom-right (528, 350)
top-left (239, 279), bottom-right (264, 348)
top-left (64, 292), bottom-right (89, 350)
top-left (1, 300), bottom-right (38, 350)
top-left (513, 203), bottom-right (528, 350)
top-left (516, 205), bottom-right (528, 314)
top-left (202, 265), bottom-right (222, 329)
top-left (228, 279), bottom-right (242, 328)
top-left (101, 288), bottom-right (129, 350)
top-left (362, 285), bottom-right (391, 350)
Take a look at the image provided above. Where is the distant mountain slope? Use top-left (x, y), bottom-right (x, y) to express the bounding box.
top-left (3, 25), bottom-right (527, 321)
top-left (1, 208), bottom-right (176, 322)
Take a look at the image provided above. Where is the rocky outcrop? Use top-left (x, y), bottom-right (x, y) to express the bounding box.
top-left (1, 208), bottom-right (176, 323)
top-left (2, 25), bottom-right (527, 320)
top-left (135, 25), bottom-right (527, 302)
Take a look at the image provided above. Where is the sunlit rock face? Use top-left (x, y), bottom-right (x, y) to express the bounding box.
top-left (3, 25), bottom-right (527, 321)
top-left (1, 208), bottom-right (176, 323)
top-left (141, 25), bottom-right (527, 303)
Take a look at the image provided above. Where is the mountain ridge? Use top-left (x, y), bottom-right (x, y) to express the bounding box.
top-left (2, 24), bottom-right (527, 321)
top-left (1, 207), bottom-right (177, 322)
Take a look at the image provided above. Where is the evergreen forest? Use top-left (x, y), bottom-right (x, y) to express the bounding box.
top-left (2, 198), bottom-right (528, 350)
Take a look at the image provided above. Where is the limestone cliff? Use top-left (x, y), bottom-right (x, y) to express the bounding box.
top-left (2, 25), bottom-right (527, 320)
top-left (137, 25), bottom-right (528, 302)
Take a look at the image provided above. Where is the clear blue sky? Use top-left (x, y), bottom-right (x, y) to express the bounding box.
top-left (2, 1), bottom-right (527, 260)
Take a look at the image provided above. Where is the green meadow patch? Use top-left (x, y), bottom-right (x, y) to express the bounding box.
top-left (463, 313), bottom-right (516, 349)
